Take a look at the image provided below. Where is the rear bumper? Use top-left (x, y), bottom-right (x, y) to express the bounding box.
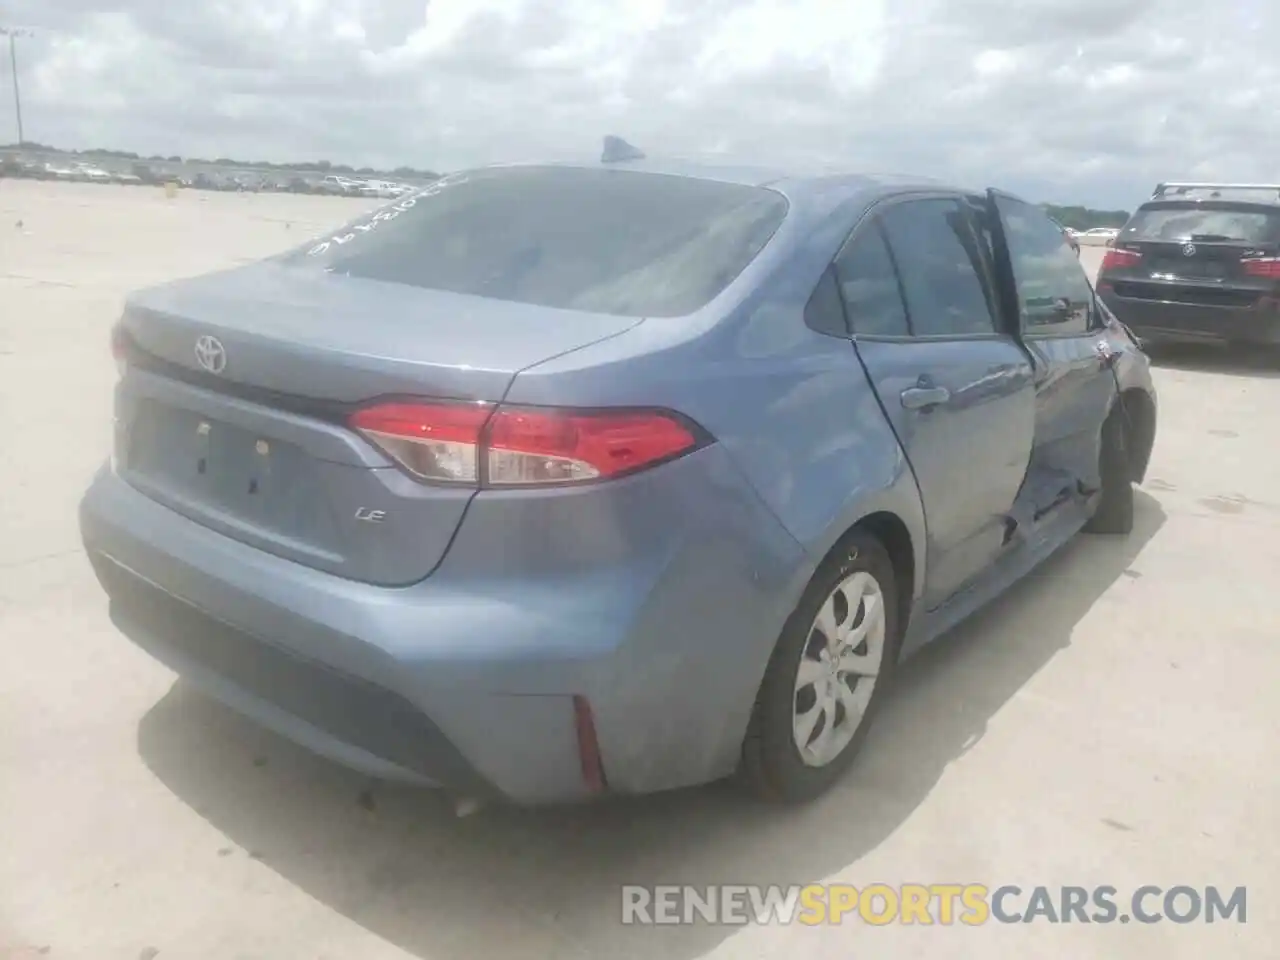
top-left (1099, 290), bottom-right (1280, 345)
top-left (79, 448), bottom-right (809, 805)
top-left (92, 552), bottom-right (501, 794)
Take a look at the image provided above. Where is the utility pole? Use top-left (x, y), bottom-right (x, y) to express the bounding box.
top-left (1, 27), bottom-right (32, 146)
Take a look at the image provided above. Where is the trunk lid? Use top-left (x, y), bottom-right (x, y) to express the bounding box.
top-left (122, 261), bottom-right (639, 401)
top-left (1124, 237), bottom-right (1275, 284)
top-left (114, 262), bottom-right (640, 585)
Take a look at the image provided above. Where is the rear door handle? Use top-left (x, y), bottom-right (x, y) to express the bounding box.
top-left (900, 385), bottom-right (951, 410)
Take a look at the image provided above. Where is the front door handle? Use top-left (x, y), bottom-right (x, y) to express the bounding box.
top-left (901, 385), bottom-right (951, 410)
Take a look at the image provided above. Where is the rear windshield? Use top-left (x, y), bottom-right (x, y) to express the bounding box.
top-left (1123, 202), bottom-right (1280, 244)
top-left (284, 166), bottom-right (789, 317)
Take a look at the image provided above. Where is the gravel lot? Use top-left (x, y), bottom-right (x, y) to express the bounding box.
top-left (2, 181), bottom-right (1277, 960)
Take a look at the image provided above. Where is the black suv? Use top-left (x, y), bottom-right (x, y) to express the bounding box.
top-left (1095, 182), bottom-right (1280, 348)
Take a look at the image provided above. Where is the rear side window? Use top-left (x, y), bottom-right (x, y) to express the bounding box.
top-left (1123, 203), bottom-right (1280, 243)
top-left (833, 227), bottom-right (909, 337)
top-left (803, 268), bottom-right (851, 338)
top-left (878, 199), bottom-right (998, 337)
top-left (285, 166), bottom-right (789, 318)
top-left (992, 195), bottom-right (1094, 334)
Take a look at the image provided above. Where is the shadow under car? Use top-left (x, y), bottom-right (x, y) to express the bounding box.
top-left (136, 491), bottom-right (1166, 960)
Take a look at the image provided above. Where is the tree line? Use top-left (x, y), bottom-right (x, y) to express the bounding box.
top-left (1043, 204), bottom-right (1131, 231)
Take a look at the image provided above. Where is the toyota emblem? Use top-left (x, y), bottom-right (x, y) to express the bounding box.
top-left (1182, 242), bottom-right (1197, 257)
top-left (194, 335), bottom-right (227, 374)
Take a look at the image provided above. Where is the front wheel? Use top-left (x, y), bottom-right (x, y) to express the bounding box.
top-left (740, 531), bottom-right (901, 803)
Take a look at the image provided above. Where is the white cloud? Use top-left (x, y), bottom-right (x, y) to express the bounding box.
top-left (4, 0), bottom-right (1278, 207)
top-left (973, 50), bottom-right (1019, 78)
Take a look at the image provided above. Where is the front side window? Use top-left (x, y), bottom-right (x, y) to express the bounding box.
top-left (878, 199), bottom-right (999, 337)
top-left (993, 195), bottom-right (1094, 334)
top-left (283, 166), bottom-right (789, 318)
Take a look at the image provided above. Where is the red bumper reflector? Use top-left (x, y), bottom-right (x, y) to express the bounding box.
top-left (572, 694), bottom-right (607, 794)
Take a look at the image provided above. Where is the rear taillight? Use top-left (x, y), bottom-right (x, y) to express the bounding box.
top-left (348, 401), bottom-right (705, 487)
top-left (1241, 257), bottom-right (1280, 279)
top-left (1100, 248), bottom-right (1142, 273)
top-left (348, 401), bottom-right (493, 484)
top-left (485, 406), bottom-right (702, 485)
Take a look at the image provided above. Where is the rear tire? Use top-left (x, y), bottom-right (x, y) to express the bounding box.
top-left (1085, 406), bottom-right (1134, 535)
top-left (740, 531), bottom-right (901, 803)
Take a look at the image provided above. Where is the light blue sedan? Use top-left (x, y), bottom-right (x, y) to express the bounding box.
top-left (80, 142), bottom-right (1157, 806)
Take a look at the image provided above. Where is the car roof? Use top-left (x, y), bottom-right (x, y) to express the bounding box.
top-left (1144, 183), bottom-right (1280, 208)
top-left (1139, 194), bottom-right (1280, 210)
top-left (471, 155), bottom-right (978, 208)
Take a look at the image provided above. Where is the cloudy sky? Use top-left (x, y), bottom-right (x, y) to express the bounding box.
top-left (3, 0), bottom-right (1276, 207)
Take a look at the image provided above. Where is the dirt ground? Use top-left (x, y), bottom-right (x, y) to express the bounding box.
top-left (2, 181), bottom-right (1277, 959)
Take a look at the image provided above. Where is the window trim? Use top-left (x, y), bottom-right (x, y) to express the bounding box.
top-left (961, 193), bottom-right (1024, 339)
top-left (957, 196), bottom-right (1009, 331)
top-left (827, 214), bottom-right (912, 341)
top-left (839, 191), bottom-right (1010, 343)
top-left (1020, 316), bottom-right (1094, 341)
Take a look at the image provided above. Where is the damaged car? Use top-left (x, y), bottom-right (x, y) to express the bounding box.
top-left (80, 146), bottom-right (1157, 807)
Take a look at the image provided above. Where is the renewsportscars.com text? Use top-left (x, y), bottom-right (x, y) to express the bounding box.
top-left (621, 883), bottom-right (1247, 926)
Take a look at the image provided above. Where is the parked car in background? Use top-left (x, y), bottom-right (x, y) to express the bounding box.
top-left (319, 174), bottom-right (362, 195)
top-left (1077, 226), bottom-right (1119, 246)
top-left (359, 180), bottom-right (405, 199)
top-left (1096, 181), bottom-right (1280, 350)
top-left (81, 147), bottom-right (1157, 808)
top-left (312, 177), bottom-right (349, 195)
top-left (0, 156), bottom-right (40, 179)
top-left (71, 163), bottom-right (113, 183)
top-left (129, 163), bottom-right (162, 185)
top-left (1051, 218), bottom-right (1080, 255)
top-left (0, 158), bottom-right (428, 196)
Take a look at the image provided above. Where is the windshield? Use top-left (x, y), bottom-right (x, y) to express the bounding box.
top-left (284, 165), bottom-right (789, 318)
top-left (1123, 203), bottom-right (1280, 243)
